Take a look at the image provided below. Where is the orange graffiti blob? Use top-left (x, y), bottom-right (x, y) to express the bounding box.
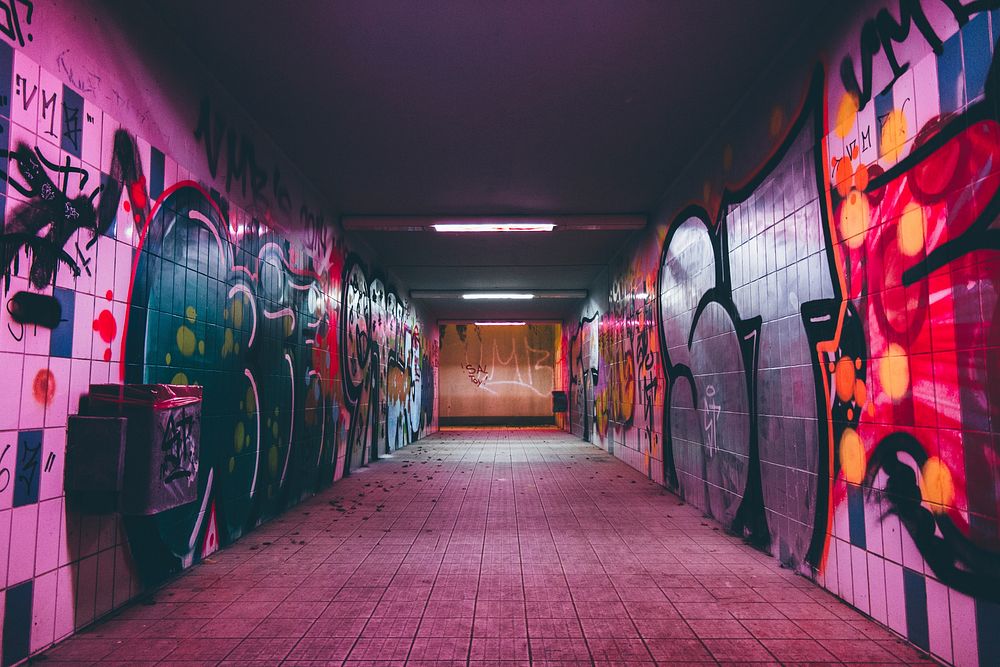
top-left (32, 368), bottom-right (56, 405)
top-left (834, 357), bottom-right (856, 402)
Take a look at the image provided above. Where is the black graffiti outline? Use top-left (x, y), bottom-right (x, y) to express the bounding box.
top-left (656, 65), bottom-right (835, 562)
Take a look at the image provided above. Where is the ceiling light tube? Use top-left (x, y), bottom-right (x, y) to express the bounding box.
top-left (462, 292), bottom-right (535, 300)
top-left (432, 222), bottom-right (555, 232)
top-left (474, 321), bottom-right (526, 326)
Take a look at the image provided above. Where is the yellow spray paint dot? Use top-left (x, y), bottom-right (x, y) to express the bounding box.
top-left (879, 343), bottom-right (910, 401)
top-left (271, 421), bottom-right (279, 439)
top-left (222, 328), bottom-right (235, 358)
top-left (880, 109), bottom-right (908, 162)
top-left (835, 92), bottom-right (859, 139)
top-left (839, 190), bottom-right (870, 248)
top-left (235, 343), bottom-right (240, 354)
top-left (223, 307), bottom-right (229, 321)
top-left (245, 435), bottom-right (250, 449)
top-left (274, 406), bottom-right (279, 417)
top-left (898, 202), bottom-right (925, 257)
top-left (185, 305), bottom-right (197, 324)
top-left (165, 353), bottom-right (172, 365)
top-left (176, 326), bottom-right (197, 356)
top-left (234, 422), bottom-right (245, 452)
top-left (198, 340), bottom-right (205, 355)
top-left (268, 445), bottom-right (279, 475)
top-left (920, 457), bottom-right (955, 512)
top-left (839, 427), bottom-right (866, 484)
top-left (171, 372), bottom-right (189, 385)
top-left (232, 298), bottom-right (244, 328)
top-left (245, 387), bottom-right (256, 415)
top-left (228, 456), bottom-right (236, 473)
top-left (284, 316), bottom-right (294, 337)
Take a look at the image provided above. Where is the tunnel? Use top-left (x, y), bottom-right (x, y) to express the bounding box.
top-left (0, 1), bottom-right (997, 665)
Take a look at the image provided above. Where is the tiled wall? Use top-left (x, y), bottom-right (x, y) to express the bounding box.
top-left (0, 4), bottom-right (436, 665)
top-left (567, 3), bottom-right (1000, 665)
top-left (438, 323), bottom-right (559, 422)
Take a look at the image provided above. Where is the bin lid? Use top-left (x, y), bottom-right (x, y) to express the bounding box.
top-left (89, 384), bottom-right (202, 409)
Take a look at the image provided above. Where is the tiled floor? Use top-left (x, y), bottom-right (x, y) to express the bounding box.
top-left (38, 428), bottom-right (934, 666)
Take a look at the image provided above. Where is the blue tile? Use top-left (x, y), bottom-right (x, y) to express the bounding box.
top-left (903, 567), bottom-right (930, 651)
top-left (978, 598), bottom-right (1000, 667)
top-left (846, 483), bottom-right (867, 549)
top-left (963, 13), bottom-right (991, 103)
top-left (938, 31), bottom-right (965, 114)
top-left (49, 286), bottom-right (75, 358)
top-left (12, 429), bottom-right (42, 507)
top-left (2, 580), bottom-right (32, 667)
top-left (150, 146), bottom-right (165, 199)
top-left (60, 84), bottom-right (83, 158)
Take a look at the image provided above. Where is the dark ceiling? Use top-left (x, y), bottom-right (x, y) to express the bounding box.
top-left (150, 0), bottom-right (826, 320)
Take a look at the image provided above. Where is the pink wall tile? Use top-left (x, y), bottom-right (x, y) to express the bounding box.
top-left (73, 554), bottom-right (98, 628)
top-left (0, 509), bottom-right (11, 587)
top-left (30, 569), bottom-right (58, 652)
top-left (949, 588), bottom-right (979, 667)
top-left (926, 576), bottom-right (954, 665)
top-left (34, 497), bottom-right (63, 576)
top-left (8, 503), bottom-right (39, 585)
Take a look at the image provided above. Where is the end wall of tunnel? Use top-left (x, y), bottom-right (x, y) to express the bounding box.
top-left (565, 3), bottom-right (1000, 665)
top-left (0, 1), bottom-right (438, 664)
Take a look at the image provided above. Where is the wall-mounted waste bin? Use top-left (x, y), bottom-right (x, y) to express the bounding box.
top-left (66, 415), bottom-right (128, 513)
top-left (85, 384), bottom-right (202, 515)
top-left (551, 390), bottom-right (568, 413)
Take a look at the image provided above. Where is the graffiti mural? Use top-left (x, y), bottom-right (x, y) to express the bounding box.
top-left (576, 3), bottom-right (1000, 664)
top-left (0, 17), bottom-right (436, 665)
top-left (340, 255), bottom-right (429, 469)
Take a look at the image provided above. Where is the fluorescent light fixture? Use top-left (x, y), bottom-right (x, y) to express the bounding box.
top-left (475, 321), bottom-right (526, 326)
top-left (432, 222), bottom-right (555, 233)
top-left (462, 292), bottom-right (535, 300)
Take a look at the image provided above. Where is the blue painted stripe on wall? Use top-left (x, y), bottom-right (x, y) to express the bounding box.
top-left (963, 13), bottom-right (991, 104)
top-left (49, 286), bottom-right (75, 358)
top-left (60, 84), bottom-right (83, 158)
top-left (846, 483), bottom-right (867, 549)
top-left (0, 40), bottom-right (12, 121)
top-left (938, 30), bottom-right (965, 114)
top-left (903, 567), bottom-right (930, 651)
top-left (1, 580), bottom-right (32, 667)
top-left (150, 146), bottom-right (164, 199)
top-left (977, 598), bottom-right (1000, 667)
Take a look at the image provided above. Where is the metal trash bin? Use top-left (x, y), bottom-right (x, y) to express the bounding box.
top-left (87, 384), bottom-right (202, 515)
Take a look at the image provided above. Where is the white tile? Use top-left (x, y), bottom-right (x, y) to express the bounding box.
top-left (40, 428), bottom-right (65, 502)
top-left (37, 67), bottom-right (63, 148)
top-left (0, 354), bottom-right (24, 429)
top-left (30, 568), bottom-right (58, 652)
top-left (44, 356), bottom-right (71, 428)
top-left (950, 587), bottom-right (979, 667)
top-left (867, 552), bottom-right (888, 625)
top-left (884, 560), bottom-right (908, 636)
top-left (850, 544), bottom-right (870, 614)
top-left (836, 538), bottom-right (854, 605)
top-left (80, 102), bottom-right (103, 171)
top-left (34, 496), bottom-right (63, 575)
top-left (53, 565), bottom-right (75, 640)
top-left (0, 509), bottom-right (10, 587)
top-left (67, 358), bottom-right (91, 414)
top-left (8, 503), bottom-right (39, 584)
top-left (18, 355), bottom-right (48, 429)
top-left (926, 576), bottom-right (953, 664)
top-left (11, 49), bottom-right (40, 133)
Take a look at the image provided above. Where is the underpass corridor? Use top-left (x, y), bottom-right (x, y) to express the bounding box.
top-left (39, 429), bottom-right (930, 666)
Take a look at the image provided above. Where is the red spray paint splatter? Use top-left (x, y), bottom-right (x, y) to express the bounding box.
top-left (32, 369), bottom-right (55, 405)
